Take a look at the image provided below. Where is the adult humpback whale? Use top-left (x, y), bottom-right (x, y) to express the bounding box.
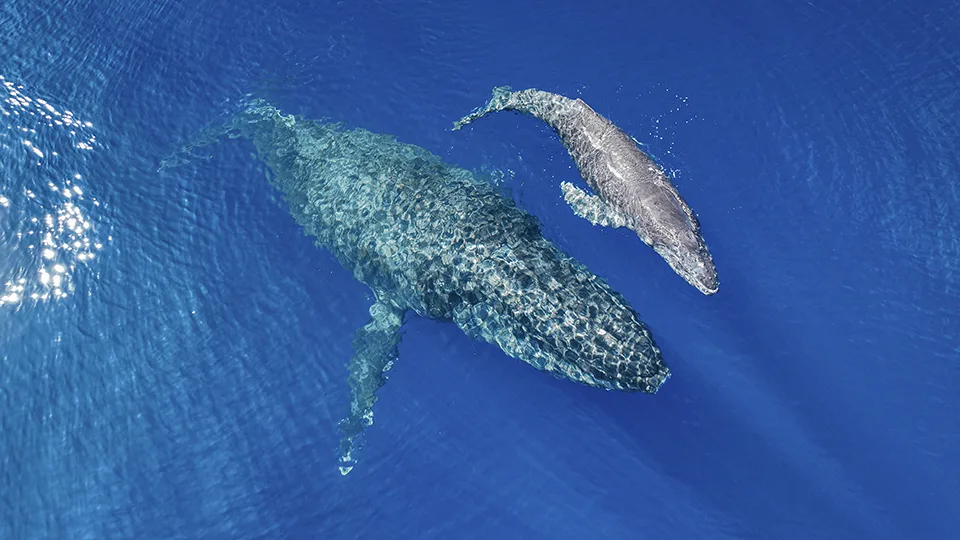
top-left (167, 100), bottom-right (669, 474)
top-left (454, 86), bottom-right (719, 295)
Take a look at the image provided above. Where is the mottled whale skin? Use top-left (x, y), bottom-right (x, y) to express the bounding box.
top-left (168, 100), bottom-right (669, 474)
top-left (454, 86), bottom-right (719, 295)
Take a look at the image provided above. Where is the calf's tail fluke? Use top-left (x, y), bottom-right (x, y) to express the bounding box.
top-left (452, 85), bottom-right (519, 130)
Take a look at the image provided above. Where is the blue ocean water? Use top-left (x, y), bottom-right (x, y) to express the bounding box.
top-left (1, 0), bottom-right (958, 538)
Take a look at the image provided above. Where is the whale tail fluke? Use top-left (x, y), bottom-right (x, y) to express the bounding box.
top-left (158, 97), bottom-right (294, 171)
top-left (452, 85), bottom-right (517, 131)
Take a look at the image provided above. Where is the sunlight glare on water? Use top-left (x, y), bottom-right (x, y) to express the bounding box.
top-left (0, 75), bottom-right (106, 308)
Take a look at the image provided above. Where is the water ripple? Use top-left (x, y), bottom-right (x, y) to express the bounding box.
top-left (0, 75), bottom-right (107, 308)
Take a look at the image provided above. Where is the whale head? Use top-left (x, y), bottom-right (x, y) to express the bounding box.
top-left (652, 229), bottom-right (719, 296)
top-left (627, 179), bottom-right (719, 296)
top-left (436, 235), bottom-right (671, 394)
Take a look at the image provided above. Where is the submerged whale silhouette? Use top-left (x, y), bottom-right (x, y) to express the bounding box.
top-left (167, 100), bottom-right (669, 474)
top-left (454, 86), bottom-right (719, 295)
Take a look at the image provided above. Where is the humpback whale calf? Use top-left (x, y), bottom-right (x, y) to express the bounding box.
top-left (167, 100), bottom-right (670, 474)
top-left (454, 86), bottom-right (719, 295)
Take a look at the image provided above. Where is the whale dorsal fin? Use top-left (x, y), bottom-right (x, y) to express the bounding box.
top-left (560, 181), bottom-right (630, 229)
top-left (337, 297), bottom-right (406, 475)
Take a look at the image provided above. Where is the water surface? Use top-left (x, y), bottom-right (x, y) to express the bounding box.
top-left (1, 1), bottom-right (957, 538)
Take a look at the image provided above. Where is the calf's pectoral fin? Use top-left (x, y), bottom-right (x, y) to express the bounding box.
top-left (560, 181), bottom-right (630, 229)
top-left (337, 297), bottom-right (406, 476)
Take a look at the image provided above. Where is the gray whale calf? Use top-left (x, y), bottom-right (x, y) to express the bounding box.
top-left (168, 100), bottom-right (669, 474)
top-left (454, 86), bottom-right (719, 295)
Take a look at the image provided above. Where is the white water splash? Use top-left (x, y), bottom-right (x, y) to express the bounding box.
top-left (0, 75), bottom-right (106, 308)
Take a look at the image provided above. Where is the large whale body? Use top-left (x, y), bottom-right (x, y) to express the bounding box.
top-left (454, 86), bottom-right (720, 295)
top-left (168, 100), bottom-right (669, 474)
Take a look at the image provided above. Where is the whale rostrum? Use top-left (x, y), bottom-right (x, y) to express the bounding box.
top-left (454, 86), bottom-right (720, 295)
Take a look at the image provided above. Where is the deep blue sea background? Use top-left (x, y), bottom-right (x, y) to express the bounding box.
top-left (2, 1), bottom-right (958, 538)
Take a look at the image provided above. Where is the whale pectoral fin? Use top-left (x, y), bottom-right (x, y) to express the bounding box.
top-left (337, 298), bottom-right (406, 475)
top-left (560, 181), bottom-right (630, 229)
